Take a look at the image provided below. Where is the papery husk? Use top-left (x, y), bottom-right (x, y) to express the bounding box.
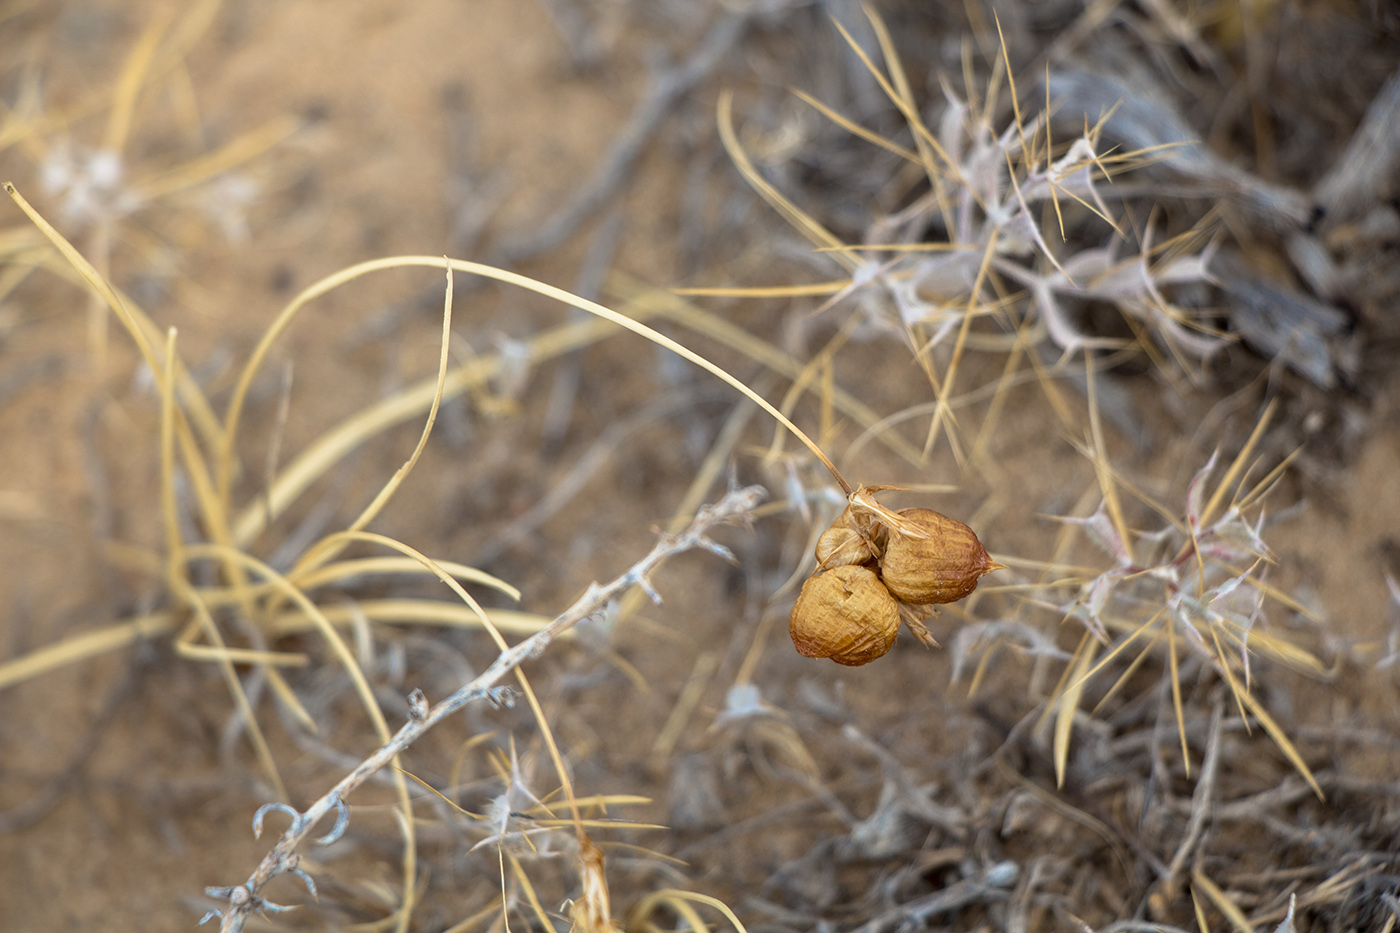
top-left (814, 501), bottom-right (885, 569)
top-left (789, 564), bottom-right (900, 666)
top-left (879, 507), bottom-right (1004, 605)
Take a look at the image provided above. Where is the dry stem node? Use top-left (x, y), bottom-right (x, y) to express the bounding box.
top-left (202, 485), bottom-right (765, 932)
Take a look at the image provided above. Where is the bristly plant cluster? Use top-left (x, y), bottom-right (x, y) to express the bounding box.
top-left (849, 65), bottom-right (1222, 367)
top-left (1043, 407), bottom-right (1324, 796)
top-left (702, 9), bottom-right (1353, 925)
top-left (717, 9), bottom-right (1225, 399)
top-left (713, 8), bottom-right (1323, 775)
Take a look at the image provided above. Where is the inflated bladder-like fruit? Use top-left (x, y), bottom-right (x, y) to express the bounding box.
top-left (814, 501), bottom-right (883, 569)
top-left (788, 564), bottom-right (900, 666)
top-left (878, 508), bottom-right (1004, 605)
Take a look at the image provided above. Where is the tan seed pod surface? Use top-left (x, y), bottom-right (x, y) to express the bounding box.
top-left (789, 564), bottom-right (900, 666)
top-left (814, 502), bottom-right (882, 569)
top-left (879, 507), bottom-right (1003, 605)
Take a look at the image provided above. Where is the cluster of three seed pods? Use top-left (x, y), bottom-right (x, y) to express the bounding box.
top-left (789, 487), bottom-right (1004, 666)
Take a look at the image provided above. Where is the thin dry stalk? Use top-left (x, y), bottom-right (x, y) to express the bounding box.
top-left (1160, 698), bottom-right (1224, 902)
top-left (203, 484), bottom-right (765, 932)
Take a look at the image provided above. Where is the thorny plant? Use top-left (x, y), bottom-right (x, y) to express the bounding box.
top-left (836, 50), bottom-right (1223, 366)
top-left (1038, 392), bottom-right (1324, 796)
top-left (198, 485), bottom-right (765, 932)
top-left (693, 6), bottom-right (1224, 475)
top-left (693, 4), bottom-right (1326, 791)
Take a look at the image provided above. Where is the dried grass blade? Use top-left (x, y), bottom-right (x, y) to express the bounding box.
top-left (1199, 398), bottom-right (1277, 529)
top-left (763, 314), bottom-right (856, 465)
top-left (1191, 868), bottom-right (1254, 933)
top-left (1090, 630), bottom-right (1162, 715)
top-left (673, 280), bottom-right (848, 297)
top-left (716, 92), bottom-right (858, 271)
top-left (174, 580), bottom-right (288, 802)
top-left (1233, 572), bottom-right (1323, 625)
top-left (5, 187), bottom-right (235, 591)
top-left (291, 557), bottom-right (520, 602)
top-left (1168, 617), bottom-right (1189, 774)
top-left (159, 328), bottom-right (185, 591)
top-left (102, 11), bottom-right (170, 153)
top-left (920, 231), bottom-right (999, 465)
top-left (1191, 884), bottom-right (1214, 933)
top-left (1235, 684), bottom-right (1324, 800)
top-left (3, 184), bottom-right (220, 437)
top-left (135, 115), bottom-right (300, 201)
top-left (1213, 626), bottom-right (1252, 728)
top-left (788, 86), bottom-right (919, 163)
top-left (337, 266), bottom-right (453, 546)
top-left (841, 7), bottom-right (967, 199)
top-left (1239, 629), bottom-right (1324, 675)
top-left (863, 5), bottom-right (944, 193)
top-left (0, 612), bottom-right (176, 692)
top-left (506, 852), bottom-right (556, 933)
top-left (263, 665), bottom-right (318, 734)
top-left (1085, 354), bottom-right (1132, 551)
top-left (264, 600), bottom-right (549, 639)
top-left (1054, 631), bottom-right (1098, 787)
top-left (628, 890), bottom-right (749, 933)
top-left (993, 13), bottom-right (1029, 159)
top-left (172, 642), bottom-right (306, 667)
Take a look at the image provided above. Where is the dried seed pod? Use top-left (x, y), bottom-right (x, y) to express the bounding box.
top-left (879, 508), bottom-right (1004, 605)
top-left (814, 502), bottom-right (883, 569)
top-left (789, 564), bottom-right (900, 666)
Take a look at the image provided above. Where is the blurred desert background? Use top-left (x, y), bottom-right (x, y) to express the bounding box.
top-left (1, 1), bottom-right (1399, 931)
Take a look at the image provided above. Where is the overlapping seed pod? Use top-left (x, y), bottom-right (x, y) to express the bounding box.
top-left (879, 507), bottom-right (1004, 605)
top-left (788, 488), bottom-right (1003, 666)
top-left (788, 564), bottom-right (900, 666)
top-left (813, 501), bottom-right (882, 569)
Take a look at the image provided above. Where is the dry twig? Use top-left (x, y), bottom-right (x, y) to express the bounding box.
top-left (202, 484), bottom-right (765, 931)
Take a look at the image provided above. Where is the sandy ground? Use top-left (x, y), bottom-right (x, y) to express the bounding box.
top-left (1, 1), bottom-right (1398, 931)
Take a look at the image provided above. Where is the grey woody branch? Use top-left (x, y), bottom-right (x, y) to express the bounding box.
top-left (204, 484), bottom-right (765, 931)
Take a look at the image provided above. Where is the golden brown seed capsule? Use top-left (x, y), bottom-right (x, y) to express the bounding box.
top-left (789, 564), bottom-right (900, 666)
top-left (879, 508), bottom-right (1004, 605)
top-left (814, 502), bottom-right (883, 569)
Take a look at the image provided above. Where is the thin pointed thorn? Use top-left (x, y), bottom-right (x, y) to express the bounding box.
top-left (252, 802), bottom-right (302, 840)
top-left (313, 797), bottom-right (351, 846)
top-left (291, 867), bottom-right (319, 901)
